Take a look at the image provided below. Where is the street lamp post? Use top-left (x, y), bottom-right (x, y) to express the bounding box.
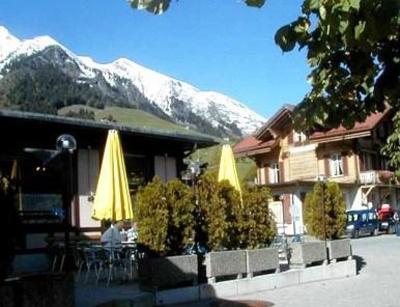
top-left (184, 160), bottom-right (203, 284)
top-left (56, 134), bottom-right (77, 271)
top-left (188, 161), bottom-right (201, 253)
top-left (279, 194), bottom-right (285, 236)
top-left (182, 160), bottom-right (202, 253)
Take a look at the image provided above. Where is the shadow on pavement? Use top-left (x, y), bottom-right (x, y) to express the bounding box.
top-left (168, 299), bottom-right (275, 307)
top-left (210, 299), bottom-right (274, 307)
top-left (352, 255), bottom-right (366, 274)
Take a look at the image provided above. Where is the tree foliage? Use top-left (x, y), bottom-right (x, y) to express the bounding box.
top-left (304, 181), bottom-right (346, 240)
top-left (274, 1), bottom-right (400, 165)
top-left (129, 0), bottom-right (400, 168)
top-left (382, 111), bottom-right (400, 169)
top-left (64, 108), bottom-right (96, 120)
top-left (128, 0), bottom-right (265, 15)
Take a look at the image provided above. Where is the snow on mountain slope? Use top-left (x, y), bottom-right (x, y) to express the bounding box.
top-left (0, 26), bottom-right (20, 61)
top-left (82, 56), bottom-right (265, 135)
top-left (0, 26), bottom-right (265, 136)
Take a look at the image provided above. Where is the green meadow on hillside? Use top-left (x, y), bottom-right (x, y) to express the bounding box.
top-left (59, 105), bottom-right (256, 184)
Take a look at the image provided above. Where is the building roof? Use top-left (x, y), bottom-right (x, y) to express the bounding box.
top-left (234, 136), bottom-right (277, 156)
top-left (309, 109), bottom-right (390, 141)
top-left (234, 106), bottom-right (390, 156)
top-left (0, 109), bottom-right (218, 148)
top-left (254, 104), bottom-right (295, 139)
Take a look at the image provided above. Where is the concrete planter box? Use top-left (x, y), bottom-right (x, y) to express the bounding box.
top-left (290, 242), bottom-right (327, 268)
top-left (138, 254), bottom-right (198, 290)
top-left (327, 239), bottom-right (352, 262)
top-left (246, 248), bottom-right (279, 277)
top-left (205, 250), bottom-right (246, 283)
top-left (0, 273), bottom-right (74, 307)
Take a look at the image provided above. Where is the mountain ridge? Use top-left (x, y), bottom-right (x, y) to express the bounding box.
top-left (0, 26), bottom-right (265, 138)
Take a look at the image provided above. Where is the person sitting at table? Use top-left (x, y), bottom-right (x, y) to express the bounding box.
top-left (101, 220), bottom-right (123, 251)
top-left (126, 222), bottom-right (138, 242)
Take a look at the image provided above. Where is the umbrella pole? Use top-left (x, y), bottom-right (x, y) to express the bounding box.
top-left (108, 223), bottom-right (114, 286)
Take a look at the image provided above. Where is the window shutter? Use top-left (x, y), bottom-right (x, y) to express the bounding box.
top-left (287, 132), bottom-right (293, 145)
top-left (342, 152), bottom-right (348, 176)
top-left (279, 162), bottom-right (285, 183)
top-left (324, 155), bottom-right (331, 177)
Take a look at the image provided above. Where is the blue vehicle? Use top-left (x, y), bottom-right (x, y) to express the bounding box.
top-left (345, 209), bottom-right (379, 238)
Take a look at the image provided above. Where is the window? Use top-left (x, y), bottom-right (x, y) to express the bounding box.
top-left (368, 212), bottom-right (376, 220)
top-left (360, 152), bottom-right (373, 171)
top-left (269, 163), bottom-right (280, 183)
top-left (293, 131), bottom-right (307, 143)
top-left (361, 213), bottom-right (367, 222)
top-left (330, 153), bottom-right (343, 176)
top-left (125, 154), bottom-right (149, 193)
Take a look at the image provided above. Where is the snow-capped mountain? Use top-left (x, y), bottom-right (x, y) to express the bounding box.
top-left (0, 26), bottom-right (265, 138)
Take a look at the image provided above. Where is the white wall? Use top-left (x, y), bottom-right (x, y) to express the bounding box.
top-left (291, 193), bottom-right (304, 235)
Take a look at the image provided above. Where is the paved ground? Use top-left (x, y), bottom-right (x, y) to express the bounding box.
top-left (223, 234), bottom-right (400, 307)
top-left (76, 234), bottom-right (400, 307)
top-left (75, 271), bottom-right (151, 306)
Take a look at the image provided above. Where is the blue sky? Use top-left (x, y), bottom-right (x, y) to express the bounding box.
top-left (0, 0), bottom-right (310, 118)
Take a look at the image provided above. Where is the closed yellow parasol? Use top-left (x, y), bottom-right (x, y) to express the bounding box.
top-left (218, 144), bottom-right (242, 200)
top-left (92, 130), bottom-right (133, 221)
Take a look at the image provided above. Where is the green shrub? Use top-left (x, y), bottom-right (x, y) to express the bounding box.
top-left (134, 177), bottom-right (169, 254)
top-left (135, 172), bottom-right (278, 255)
top-left (197, 172), bottom-right (241, 251)
top-left (238, 186), bottom-right (277, 249)
top-left (165, 179), bottom-right (195, 254)
top-left (304, 181), bottom-right (346, 240)
top-left (134, 177), bottom-right (195, 256)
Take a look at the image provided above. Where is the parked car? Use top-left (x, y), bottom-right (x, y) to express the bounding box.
top-left (377, 204), bottom-right (396, 234)
top-left (345, 209), bottom-right (379, 238)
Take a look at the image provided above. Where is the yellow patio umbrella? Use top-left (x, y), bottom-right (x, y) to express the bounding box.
top-left (218, 144), bottom-right (242, 201)
top-left (92, 130), bottom-right (133, 222)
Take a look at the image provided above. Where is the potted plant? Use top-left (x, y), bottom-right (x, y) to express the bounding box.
top-left (300, 181), bottom-right (350, 266)
top-left (134, 177), bottom-right (198, 290)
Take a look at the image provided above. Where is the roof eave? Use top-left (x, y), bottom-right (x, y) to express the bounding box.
top-left (310, 130), bottom-right (371, 144)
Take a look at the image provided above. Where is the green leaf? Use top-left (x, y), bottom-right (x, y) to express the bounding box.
top-left (129, 0), bottom-right (170, 15)
top-left (303, 0), bottom-right (321, 12)
top-left (275, 25), bottom-right (296, 52)
top-left (319, 5), bottom-right (327, 20)
top-left (349, 0), bottom-right (361, 10)
top-left (339, 19), bottom-right (349, 34)
top-left (294, 17), bottom-right (310, 33)
top-left (354, 21), bottom-right (366, 40)
top-left (244, 0), bottom-right (266, 8)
